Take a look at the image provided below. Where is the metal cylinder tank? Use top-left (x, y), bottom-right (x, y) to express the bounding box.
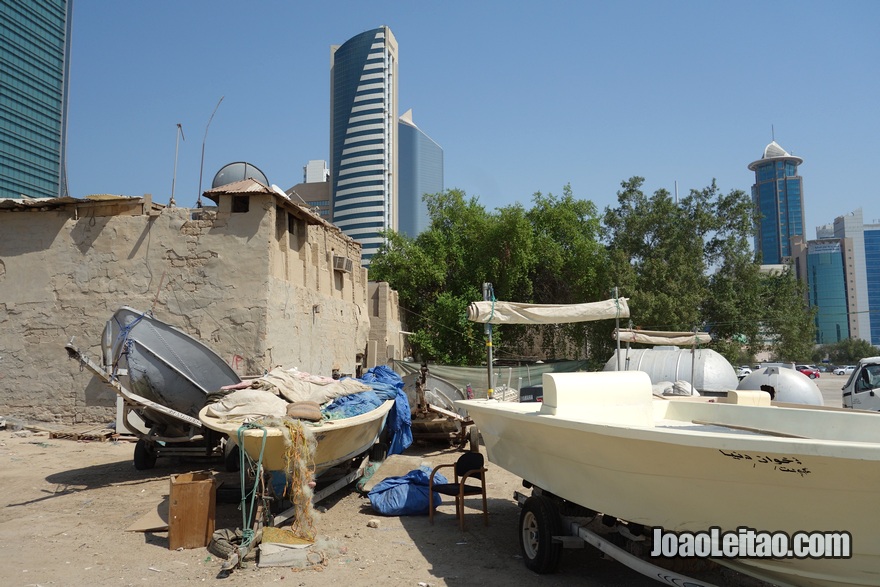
top-left (603, 348), bottom-right (739, 393)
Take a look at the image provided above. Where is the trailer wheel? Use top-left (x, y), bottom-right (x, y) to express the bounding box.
top-left (468, 426), bottom-right (480, 452)
top-left (520, 495), bottom-right (563, 573)
top-left (133, 439), bottom-right (157, 470)
top-left (225, 443), bottom-right (241, 472)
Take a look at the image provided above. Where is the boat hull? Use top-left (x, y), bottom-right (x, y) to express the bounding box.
top-left (458, 371), bottom-right (880, 587)
top-left (106, 307), bottom-right (241, 435)
top-left (199, 399), bottom-right (394, 477)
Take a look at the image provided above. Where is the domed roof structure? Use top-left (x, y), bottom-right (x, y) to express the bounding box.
top-left (748, 140), bottom-right (803, 170)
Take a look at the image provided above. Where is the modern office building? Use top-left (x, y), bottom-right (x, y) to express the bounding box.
top-left (287, 160), bottom-right (331, 220)
top-left (330, 26), bottom-right (398, 264)
top-left (748, 141), bottom-right (804, 265)
top-left (797, 209), bottom-right (880, 346)
top-left (866, 225), bottom-right (880, 345)
top-left (303, 159), bottom-right (329, 184)
top-left (397, 109), bottom-right (442, 238)
top-left (823, 209), bottom-right (880, 345)
top-left (0, 0), bottom-right (72, 200)
top-left (792, 236), bottom-right (854, 344)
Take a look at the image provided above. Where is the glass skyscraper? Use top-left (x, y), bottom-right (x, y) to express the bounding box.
top-left (866, 228), bottom-right (880, 345)
top-left (806, 240), bottom-right (850, 344)
top-left (398, 109), bottom-right (442, 239)
top-left (0, 0), bottom-right (72, 200)
top-left (330, 26), bottom-right (398, 264)
top-left (748, 141), bottom-right (804, 265)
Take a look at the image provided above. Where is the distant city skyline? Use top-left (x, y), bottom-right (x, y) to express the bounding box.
top-left (29, 2), bottom-right (880, 243)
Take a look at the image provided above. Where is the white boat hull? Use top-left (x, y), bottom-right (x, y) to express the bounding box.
top-left (458, 371), bottom-right (880, 587)
top-left (199, 399), bottom-right (394, 477)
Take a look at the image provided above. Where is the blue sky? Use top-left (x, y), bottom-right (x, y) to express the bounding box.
top-left (66, 1), bottom-right (880, 237)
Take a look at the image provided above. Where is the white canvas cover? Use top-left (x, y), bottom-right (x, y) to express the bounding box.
top-left (466, 298), bottom-right (630, 324)
top-left (614, 329), bottom-right (711, 346)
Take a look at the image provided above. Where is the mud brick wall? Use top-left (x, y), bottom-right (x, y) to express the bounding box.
top-left (0, 190), bottom-right (400, 425)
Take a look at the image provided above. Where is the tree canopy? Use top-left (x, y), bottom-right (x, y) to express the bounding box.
top-left (813, 338), bottom-right (880, 365)
top-left (369, 178), bottom-right (817, 367)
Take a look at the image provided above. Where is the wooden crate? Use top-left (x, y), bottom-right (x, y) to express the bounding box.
top-left (168, 472), bottom-right (217, 550)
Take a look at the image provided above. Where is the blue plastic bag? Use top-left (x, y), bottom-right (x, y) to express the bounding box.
top-left (367, 467), bottom-right (447, 516)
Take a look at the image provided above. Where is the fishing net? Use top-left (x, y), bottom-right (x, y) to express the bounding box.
top-left (260, 416), bottom-right (318, 540)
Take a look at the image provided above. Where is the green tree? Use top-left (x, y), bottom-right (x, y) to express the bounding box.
top-left (370, 186), bottom-right (610, 364)
top-left (814, 338), bottom-right (880, 365)
top-left (703, 187), bottom-right (765, 363)
top-left (515, 186), bottom-right (611, 363)
top-left (603, 177), bottom-right (710, 331)
top-left (372, 178), bottom-right (817, 368)
top-left (370, 189), bottom-right (494, 365)
top-left (761, 269), bottom-right (816, 361)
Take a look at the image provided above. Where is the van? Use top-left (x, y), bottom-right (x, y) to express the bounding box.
top-left (841, 357), bottom-right (880, 410)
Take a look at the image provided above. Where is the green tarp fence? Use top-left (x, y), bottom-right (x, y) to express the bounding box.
top-left (390, 359), bottom-right (590, 399)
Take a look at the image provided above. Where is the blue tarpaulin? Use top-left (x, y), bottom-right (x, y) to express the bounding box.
top-left (367, 467), bottom-right (446, 516)
top-left (358, 366), bottom-right (413, 455)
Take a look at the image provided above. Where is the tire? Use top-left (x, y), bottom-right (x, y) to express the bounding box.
top-left (369, 441), bottom-right (388, 462)
top-left (469, 426), bottom-right (480, 452)
top-left (208, 528), bottom-right (243, 559)
top-left (520, 495), bottom-right (563, 574)
top-left (225, 443), bottom-right (241, 472)
top-left (810, 373), bottom-right (818, 379)
top-left (133, 439), bottom-right (157, 470)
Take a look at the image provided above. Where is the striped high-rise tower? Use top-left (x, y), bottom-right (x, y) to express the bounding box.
top-left (330, 26), bottom-right (398, 265)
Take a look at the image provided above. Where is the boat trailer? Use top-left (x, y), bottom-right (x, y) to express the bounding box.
top-left (405, 365), bottom-right (477, 449)
top-left (65, 341), bottom-right (227, 469)
top-left (514, 488), bottom-right (722, 587)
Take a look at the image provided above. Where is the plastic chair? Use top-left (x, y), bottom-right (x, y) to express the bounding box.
top-left (428, 451), bottom-right (488, 530)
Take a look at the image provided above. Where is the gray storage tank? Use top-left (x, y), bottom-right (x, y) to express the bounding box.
top-left (603, 347), bottom-right (739, 394)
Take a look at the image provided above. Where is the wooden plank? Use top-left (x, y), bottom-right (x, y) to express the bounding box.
top-left (49, 426), bottom-right (114, 442)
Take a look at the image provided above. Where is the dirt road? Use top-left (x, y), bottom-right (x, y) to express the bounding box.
top-left (0, 427), bottom-right (760, 587)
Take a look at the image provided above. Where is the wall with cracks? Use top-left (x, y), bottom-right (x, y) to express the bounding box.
top-left (0, 182), bottom-right (402, 425)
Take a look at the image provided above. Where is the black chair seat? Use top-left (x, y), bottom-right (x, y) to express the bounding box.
top-left (432, 483), bottom-right (485, 496)
top-left (428, 450), bottom-right (489, 530)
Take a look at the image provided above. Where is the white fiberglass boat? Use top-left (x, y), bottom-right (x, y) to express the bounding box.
top-left (458, 370), bottom-right (880, 587)
top-left (199, 399), bottom-right (394, 479)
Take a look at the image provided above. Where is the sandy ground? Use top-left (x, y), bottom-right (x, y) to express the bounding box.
top-left (0, 432), bottom-right (749, 587)
top-left (0, 375), bottom-right (845, 587)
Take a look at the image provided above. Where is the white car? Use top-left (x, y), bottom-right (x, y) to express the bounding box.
top-left (834, 365), bottom-right (856, 376)
top-left (736, 366), bottom-right (752, 379)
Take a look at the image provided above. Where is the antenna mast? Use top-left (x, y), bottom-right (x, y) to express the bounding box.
top-left (197, 96), bottom-right (224, 207)
top-left (170, 123), bottom-right (184, 207)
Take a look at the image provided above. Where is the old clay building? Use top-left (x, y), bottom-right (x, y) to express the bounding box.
top-left (0, 179), bottom-right (402, 425)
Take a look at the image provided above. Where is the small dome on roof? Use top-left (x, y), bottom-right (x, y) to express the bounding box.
top-left (748, 140), bottom-right (803, 170)
top-left (763, 140), bottom-right (790, 159)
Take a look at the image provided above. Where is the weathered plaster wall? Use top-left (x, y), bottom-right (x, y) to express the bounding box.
top-left (0, 191), bottom-right (394, 425)
top-left (366, 282), bottom-right (403, 368)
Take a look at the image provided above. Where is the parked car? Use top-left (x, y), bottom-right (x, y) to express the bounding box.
top-left (736, 366), bottom-right (752, 379)
top-left (834, 365), bottom-right (856, 376)
top-left (796, 365), bottom-right (820, 379)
